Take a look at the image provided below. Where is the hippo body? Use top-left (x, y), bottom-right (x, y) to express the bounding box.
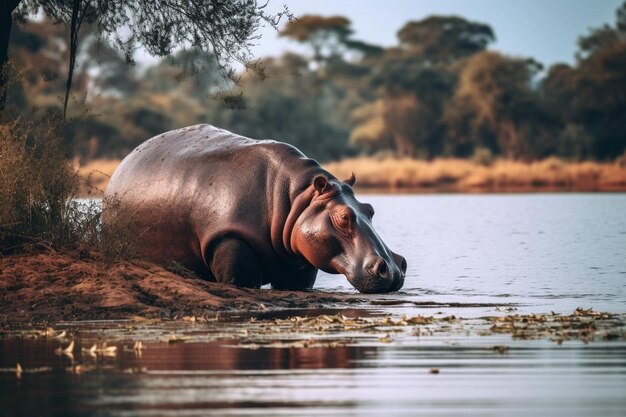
top-left (104, 124), bottom-right (406, 293)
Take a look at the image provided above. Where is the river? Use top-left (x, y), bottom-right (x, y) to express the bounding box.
top-left (317, 193), bottom-right (626, 314)
top-left (1, 193), bottom-right (625, 416)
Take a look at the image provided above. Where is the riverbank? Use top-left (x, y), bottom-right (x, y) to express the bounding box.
top-left (0, 251), bottom-right (369, 325)
top-left (78, 157), bottom-right (626, 195)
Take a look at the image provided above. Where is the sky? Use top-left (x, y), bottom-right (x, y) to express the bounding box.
top-left (243, 0), bottom-right (623, 68)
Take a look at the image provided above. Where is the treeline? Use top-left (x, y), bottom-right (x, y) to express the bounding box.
top-left (4, 2), bottom-right (626, 162)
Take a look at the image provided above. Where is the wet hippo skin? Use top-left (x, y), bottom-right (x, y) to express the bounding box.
top-left (104, 124), bottom-right (407, 293)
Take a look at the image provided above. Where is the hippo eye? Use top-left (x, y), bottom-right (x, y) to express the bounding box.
top-left (334, 210), bottom-right (353, 229)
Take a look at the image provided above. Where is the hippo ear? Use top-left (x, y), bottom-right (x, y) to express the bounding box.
top-left (313, 175), bottom-right (330, 194)
top-left (343, 173), bottom-right (356, 187)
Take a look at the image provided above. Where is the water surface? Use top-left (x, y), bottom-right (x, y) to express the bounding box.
top-left (2, 193), bottom-right (625, 416)
top-left (317, 193), bottom-right (626, 314)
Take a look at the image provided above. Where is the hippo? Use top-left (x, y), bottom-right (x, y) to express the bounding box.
top-left (104, 124), bottom-right (406, 293)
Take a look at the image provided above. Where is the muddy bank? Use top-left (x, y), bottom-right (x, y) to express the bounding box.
top-left (0, 252), bottom-right (370, 324)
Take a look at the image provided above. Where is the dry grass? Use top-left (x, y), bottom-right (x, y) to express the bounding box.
top-left (1, 117), bottom-right (139, 258)
top-left (325, 156), bottom-right (626, 192)
top-left (0, 117), bottom-right (100, 253)
top-left (76, 159), bottom-right (120, 195)
top-left (79, 156), bottom-right (626, 196)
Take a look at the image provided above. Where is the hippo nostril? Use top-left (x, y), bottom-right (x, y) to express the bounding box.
top-left (399, 257), bottom-right (407, 274)
top-left (375, 259), bottom-right (388, 278)
top-left (392, 253), bottom-right (407, 275)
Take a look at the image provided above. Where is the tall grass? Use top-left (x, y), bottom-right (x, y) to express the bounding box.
top-left (324, 156), bottom-right (626, 191)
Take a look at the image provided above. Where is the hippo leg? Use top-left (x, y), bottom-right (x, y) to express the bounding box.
top-left (271, 266), bottom-right (318, 291)
top-left (209, 238), bottom-right (263, 288)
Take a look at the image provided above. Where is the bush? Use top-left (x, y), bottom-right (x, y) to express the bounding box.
top-left (0, 116), bottom-right (99, 252)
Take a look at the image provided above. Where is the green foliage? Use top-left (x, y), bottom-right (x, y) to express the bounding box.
top-left (450, 51), bottom-right (554, 160)
top-left (280, 15), bottom-right (352, 64)
top-left (542, 1), bottom-right (626, 160)
top-left (557, 124), bottom-right (594, 161)
top-left (2, 0), bottom-right (289, 113)
top-left (5, 4), bottom-right (626, 163)
top-left (212, 55), bottom-right (350, 161)
top-left (397, 16), bottom-right (495, 63)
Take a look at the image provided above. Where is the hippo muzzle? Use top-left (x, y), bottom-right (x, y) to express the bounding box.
top-left (346, 252), bottom-right (407, 294)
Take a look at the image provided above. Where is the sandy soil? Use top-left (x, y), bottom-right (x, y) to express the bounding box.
top-left (0, 251), bottom-right (365, 324)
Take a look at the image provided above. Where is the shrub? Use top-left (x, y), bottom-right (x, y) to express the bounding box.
top-left (0, 115), bottom-right (99, 252)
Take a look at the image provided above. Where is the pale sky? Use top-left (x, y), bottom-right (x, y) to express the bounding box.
top-left (245, 0), bottom-right (623, 68)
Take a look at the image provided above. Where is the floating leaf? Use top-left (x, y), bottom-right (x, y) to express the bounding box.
top-left (490, 345), bottom-right (509, 354)
top-left (168, 336), bottom-right (189, 344)
top-left (55, 340), bottom-right (74, 356)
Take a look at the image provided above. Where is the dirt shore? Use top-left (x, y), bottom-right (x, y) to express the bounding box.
top-left (0, 251), bottom-right (367, 324)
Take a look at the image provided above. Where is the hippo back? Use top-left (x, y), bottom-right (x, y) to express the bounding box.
top-left (104, 124), bottom-right (325, 275)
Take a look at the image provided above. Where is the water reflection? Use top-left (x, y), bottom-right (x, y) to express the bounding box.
top-left (1, 337), bottom-right (377, 416)
top-left (134, 340), bottom-right (370, 371)
top-left (3, 334), bottom-right (625, 417)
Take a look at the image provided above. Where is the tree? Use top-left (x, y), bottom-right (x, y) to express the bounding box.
top-left (348, 100), bottom-right (392, 153)
top-left (212, 54), bottom-right (350, 161)
top-left (280, 15), bottom-right (353, 68)
top-left (1, 0), bottom-right (288, 115)
top-left (451, 51), bottom-right (556, 159)
top-left (142, 48), bottom-right (221, 99)
top-left (0, 1), bottom-right (21, 109)
top-left (567, 42), bottom-right (626, 159)
top-left (80, 38), bottom-right (140, 99)
top-left (278, 15), bottom-right (369, 158)
top-left (355, 15), bottom-right (493, 157)
top-left (397, 16), bottom-right (495, 63)
top-left (542, 1), bottom-right (626, 160)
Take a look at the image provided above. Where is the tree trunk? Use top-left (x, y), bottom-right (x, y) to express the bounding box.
top-left (0, 1), bottom-right (20, 111)
top-left (392, 133), bottom-right (416, 158)
top-left (63, 0), bottom-right (81, 120)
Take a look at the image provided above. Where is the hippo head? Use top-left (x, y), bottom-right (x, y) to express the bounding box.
top-left (291, 174), bottom-right (407, 293)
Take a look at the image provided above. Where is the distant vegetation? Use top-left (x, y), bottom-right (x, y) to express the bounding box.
top-left (1, 2), bottom-right (625, 164)
top-left (1, 2), bottom-right (626, 254)
top-left (325, 157), bottom-right (626, 191)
